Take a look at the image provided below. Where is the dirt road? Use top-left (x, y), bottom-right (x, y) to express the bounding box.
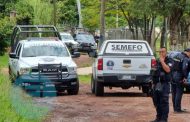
top-left (39, 84), bottom-right (190, 122)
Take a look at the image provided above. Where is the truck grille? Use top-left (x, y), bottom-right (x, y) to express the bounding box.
top-left (31, 64), bottom-right (68, 79)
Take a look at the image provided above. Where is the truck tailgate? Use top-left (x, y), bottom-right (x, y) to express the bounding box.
top-left (103, 56), bottom-right (152, 75)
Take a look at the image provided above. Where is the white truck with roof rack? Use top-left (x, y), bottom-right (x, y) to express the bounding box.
top-left (90, 40), bottom-right (156, 96)
top-left (9, 25), bottom-right (80, 96)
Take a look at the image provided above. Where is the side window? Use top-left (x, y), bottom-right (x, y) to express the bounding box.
top-left (15, 43), bottom-right (20, 53)
top-left (16, 45), bottom-right (22, 57)
top-left (15, 44), bottom-right (21, 57)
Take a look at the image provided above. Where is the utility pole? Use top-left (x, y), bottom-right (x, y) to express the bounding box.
top-left (116, 0), bottom-right (118, 28)
top-left (99, 0), bottom-right (106, 49)
top-left (53, 0), bottom-right (57, 26)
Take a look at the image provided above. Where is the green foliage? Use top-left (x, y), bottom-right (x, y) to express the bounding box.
top-left (0, 73), bottom-right (49, 122)
top-left (57, 0), bottom-right (78, 27)
top-left (0, 17), bottom-right (14, 55)
top-left (15, 0), bottom-right (33, 24)
top-left (81, 0), bottom-right (100, 31)
top-left (0, 53), bottom-right (8, 68)
top-left (28, 0), bottom-right (53, 24)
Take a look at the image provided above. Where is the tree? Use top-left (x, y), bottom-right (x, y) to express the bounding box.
top-left (57, 0), bottom-right (78, 27)
top-left (81, 0), bottom-right (100, 31)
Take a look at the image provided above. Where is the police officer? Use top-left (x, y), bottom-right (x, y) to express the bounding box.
top-left (171, 48), bottom-right (190, 113)
top-left (151, 47), bottom-right (173, 122)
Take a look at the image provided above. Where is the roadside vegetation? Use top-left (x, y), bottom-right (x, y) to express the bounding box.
top-left (0, 53), bottom-right (8, 68)
top-left (79, 75), bottom-right (91, 84)
top-left (0, 55), bottom-right (49, 122)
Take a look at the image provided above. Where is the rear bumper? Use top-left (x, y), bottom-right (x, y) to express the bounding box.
top-left (96, 74), bottom-right (152, 87)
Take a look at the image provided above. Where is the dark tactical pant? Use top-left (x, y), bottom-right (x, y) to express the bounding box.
top-left (171, 71), bottom-right (184, 111)
top-left (171, 83), bottom-right (184, 111)
top-left (153, 82), bottom-right (170, 121)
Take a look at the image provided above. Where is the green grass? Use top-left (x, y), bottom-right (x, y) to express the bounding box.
top-left (79, 75), bottom-right (91, 84)
top-left (0, 53), bottom-right (8, 68)
top-left (0, 73), bottom-right (49, 122)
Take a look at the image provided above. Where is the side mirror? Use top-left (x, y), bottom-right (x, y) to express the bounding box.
top-left (89, 51), bottom-right (97, 58)
top-left (72, 52), bottom-right (80, 58)
top-left (9, 53), bottom-right (19, 59)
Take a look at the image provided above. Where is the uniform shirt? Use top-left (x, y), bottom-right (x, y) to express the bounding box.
top-left (153, 56), bottom-right (173, 83)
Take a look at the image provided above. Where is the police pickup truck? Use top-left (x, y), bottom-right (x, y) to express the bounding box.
top-left (90, 40), bottom-right (156, 96)
top-left (9, 38), bottom-right (80, 95)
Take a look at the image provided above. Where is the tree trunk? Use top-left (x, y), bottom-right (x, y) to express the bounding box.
top-left (99, 0), bottom-right (106, 49)
top-left (169, 7), bottom-right (183, 50)
top-left (161, 17), bottom-right (167, 48)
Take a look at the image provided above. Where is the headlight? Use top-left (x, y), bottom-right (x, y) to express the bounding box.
top-left (68, 67), bottom-right (77, 74)
top-left (91, 44), bottom-right (97, 49)
top-left (72, 44), bottom-right (79, 49)
top-left (20, 68), bottom-right (31, 75)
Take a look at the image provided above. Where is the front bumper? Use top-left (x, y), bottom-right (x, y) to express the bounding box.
top-left (96, 74), bottom-right (152, 87)
top-left (15, 73), bottom-right (78, 88)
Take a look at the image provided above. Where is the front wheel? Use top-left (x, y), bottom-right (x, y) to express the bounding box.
top-left (95, 81), bottom-right (104, 96)
top-left (67, 80), bottom-right (79, 95)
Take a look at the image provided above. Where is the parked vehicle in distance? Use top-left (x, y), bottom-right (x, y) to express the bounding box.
top-left (60, 32), bottom-right (79, 54)
top-left (74, 33), bottom-right (97, 54)
top-left (90, 40), bottom-right (156, 96)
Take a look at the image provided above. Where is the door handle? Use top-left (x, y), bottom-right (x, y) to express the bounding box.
top-left (123, 60), bottom-right (131, 64)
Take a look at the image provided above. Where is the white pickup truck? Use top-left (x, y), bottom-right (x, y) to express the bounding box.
top-left (9, 38), bottom-right (80, 95)
top-left (90, 40), bottom-right (156, 96)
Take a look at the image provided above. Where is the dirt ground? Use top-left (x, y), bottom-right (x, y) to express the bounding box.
top-left (40, 84), bottom-right (190, 122)
top-left (73, 54), bottom-right (93, 68)
top-left (3, 54), bottom-right (190, 122)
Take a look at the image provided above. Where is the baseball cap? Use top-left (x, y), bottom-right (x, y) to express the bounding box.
top-left (184, 48), bottom-right (190, 52)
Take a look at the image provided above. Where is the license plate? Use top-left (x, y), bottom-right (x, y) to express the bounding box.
top-left (83, 47), bottom-right (90, 49)
top-left (42, 68), bottom-right (58, 72)
top-left (45, 84), bottom-right (55, 87)
top-left (121, 75), bottom-right (136, 80)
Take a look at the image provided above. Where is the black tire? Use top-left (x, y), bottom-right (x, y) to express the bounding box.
top-left (142, 86), bottom-right (151, 97)
top-left (95, 80), bottom-right (104, 96)
top-left (67, 80), bottom-right (79, 95)
top-left (91, 75), bottom-right (95, 94)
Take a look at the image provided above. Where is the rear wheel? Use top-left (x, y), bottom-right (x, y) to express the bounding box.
top-left (67, 80), bottom-right (79, 95)
top-left (91, 75), bottom-right (95, 94)
top-left (142, 85), bottom-right (151, 97)
top-left (95, 80), bottom-right (104, 96)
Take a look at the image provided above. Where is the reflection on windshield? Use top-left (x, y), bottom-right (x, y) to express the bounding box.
top-left (22, 45), bottom-right (69, 57)
top-left (76, 34), bottom-right (95, 43)
top-left (61, 35), bottom-right (73, 41)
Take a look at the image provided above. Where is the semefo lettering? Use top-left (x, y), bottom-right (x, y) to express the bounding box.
top-left (112, 44), bottom-right (143, 51)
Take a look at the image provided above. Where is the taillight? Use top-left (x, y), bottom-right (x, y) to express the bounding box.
top-left (98, 58), bottom-right (103, 70)
top-left (151, 58), bottom-right (157, 68)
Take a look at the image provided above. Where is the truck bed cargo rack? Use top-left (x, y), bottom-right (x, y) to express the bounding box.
top-left (10, 25), bottom-right (61, 52)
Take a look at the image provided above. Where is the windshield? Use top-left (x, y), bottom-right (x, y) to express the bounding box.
top-left (76, 34), bottom-right (95, 43)
top-left (22, 43), bottom-right (69, 57)
top-left (61, 34), bottom-right (74, 41)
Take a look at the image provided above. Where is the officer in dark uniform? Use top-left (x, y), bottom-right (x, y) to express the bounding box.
top-left (151, 47), bottom-right (173, 122)
top-left (171, 48), bottom-right (190, 113)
